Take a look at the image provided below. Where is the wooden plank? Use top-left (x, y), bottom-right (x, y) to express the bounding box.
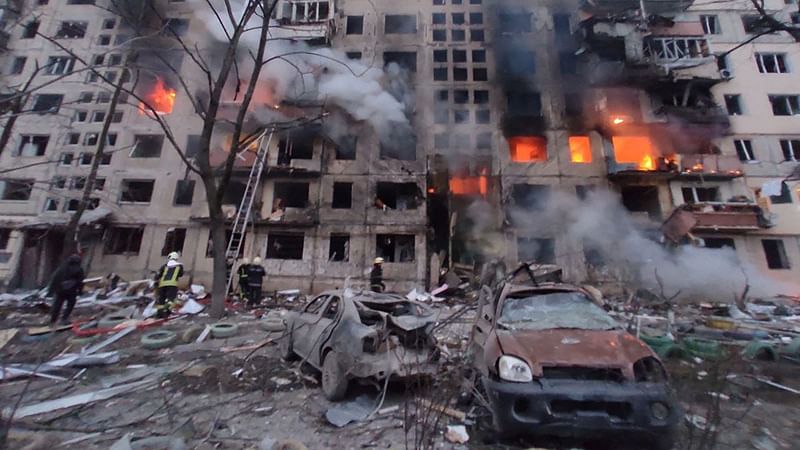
top-left (0, 328), bottom-right (18, 350)
top-left (28, 324), bottom-right (71, 336)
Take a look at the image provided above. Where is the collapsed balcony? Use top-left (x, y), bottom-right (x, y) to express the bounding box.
top-left (662, 202), bottom-right (771, 242)
top-left (272, 0), bottom-right (335, 44)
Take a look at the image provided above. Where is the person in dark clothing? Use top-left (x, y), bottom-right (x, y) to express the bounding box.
top-left (154, 252), bottom-right (184, 318)
top-left (237, 258), bottom-right (251, 299)
top-left (370, 257), bottom-right (385, 292)
top-left (48, 254), bottom-right (85, 325)
top-left (245, 257), bottom-right (266, 307)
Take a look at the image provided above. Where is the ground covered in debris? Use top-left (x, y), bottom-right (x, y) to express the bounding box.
top-left (1, 290), bottom-right (800, 449)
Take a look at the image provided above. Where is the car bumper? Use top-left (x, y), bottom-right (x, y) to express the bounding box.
top-left (481, 376), bottom-right (679, 442)
top-left (349, 347), bottom-right (438, 379)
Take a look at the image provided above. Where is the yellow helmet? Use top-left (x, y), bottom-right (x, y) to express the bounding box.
top-left (374, 257), bottom-right (384, 264)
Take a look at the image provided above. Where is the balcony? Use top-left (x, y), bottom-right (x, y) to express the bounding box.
top-left (687, 203), bottom-right (769, 232)
top-left (657, 105), bottom-right (730, 127)
top-left (676, 154), bottom-right (742, 180)
top-left (262, 206), bottom-right (319, 227)
top-left (582, 0), bottom-right (694, 15)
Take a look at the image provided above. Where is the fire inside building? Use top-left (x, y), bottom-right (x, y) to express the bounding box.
top-left (0, 0), bottom-right (799, 296)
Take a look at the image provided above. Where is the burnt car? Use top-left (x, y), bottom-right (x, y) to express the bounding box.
top-left (281, 289), bottom-right (438, 400)
top-left (469, 283), bottom-right (679, 449)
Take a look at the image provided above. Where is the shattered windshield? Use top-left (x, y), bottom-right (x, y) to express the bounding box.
top-left (498, 291), bottom-right (619, 331)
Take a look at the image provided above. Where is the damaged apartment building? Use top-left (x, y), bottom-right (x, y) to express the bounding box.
top-left (0, 0), bottom-right (798, 293)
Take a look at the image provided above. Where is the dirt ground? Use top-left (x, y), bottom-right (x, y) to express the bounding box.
top-left (1, 298), bottom-right (799, 450)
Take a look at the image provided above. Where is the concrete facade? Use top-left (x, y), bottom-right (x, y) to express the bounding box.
top-left (0, 0), bottom-right (798, 295)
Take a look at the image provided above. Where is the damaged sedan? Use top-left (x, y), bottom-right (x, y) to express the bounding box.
top-left (281, 290), bottom-right (438, 400)
top-left (469, 283), bottom-right (679, 449)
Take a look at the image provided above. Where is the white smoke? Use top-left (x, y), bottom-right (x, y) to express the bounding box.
top-left (510, 190), bottom-right (790, 302)
top-left (201, 1), bottom-right (413, 146)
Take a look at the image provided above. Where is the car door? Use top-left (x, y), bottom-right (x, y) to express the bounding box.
top-left (291, 294), bottom-right (329, 360)
top-left (307, 296), bottom-right (342, 367)
top-left (469, 286), bottom-right (495, 360)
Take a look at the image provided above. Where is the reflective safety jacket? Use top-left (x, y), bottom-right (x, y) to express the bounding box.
top-left (157, 262), bottom-right (184, 288)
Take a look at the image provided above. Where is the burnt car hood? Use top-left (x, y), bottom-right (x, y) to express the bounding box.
top-left (495, 328), bottom-right (653, 375)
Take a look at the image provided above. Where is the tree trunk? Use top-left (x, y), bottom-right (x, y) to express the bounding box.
top-left (63, 81), bottom-right (124, 254)
top-left (202, 174), bottom-right (228, 318)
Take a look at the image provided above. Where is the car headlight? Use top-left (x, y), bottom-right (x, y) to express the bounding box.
top-left (498, 355), bottom-right (533, 382)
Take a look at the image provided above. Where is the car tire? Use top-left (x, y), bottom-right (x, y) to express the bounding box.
top-left (141, 330), bottom-right (178, 350)
top-left (98, 313), bottom-right (128, 329)
top-left (280, 330), bottom-right (297, 361)
top-left (210, 322), bottom-right (239, 338)
top-left (321, 352), bottom-right (348, 401)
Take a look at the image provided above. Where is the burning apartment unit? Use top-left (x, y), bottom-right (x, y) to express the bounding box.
top-left (0, 0), bottom-right (797, 294)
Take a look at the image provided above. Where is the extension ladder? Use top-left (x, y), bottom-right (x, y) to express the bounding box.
top-left (224, 129), bottom-right (273, 294)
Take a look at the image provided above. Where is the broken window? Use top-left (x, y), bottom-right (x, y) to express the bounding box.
top-left (332, 135), bottom-right (357, 160)
top-left (376, 182), bottom-right (420, 210)
top-left (508, 136), bottom-right (547, 162)
top-left (104, 227), bottom-right (144, 255)
top-left (376, 234), bottom-right (415, 262)
top-left (173, 179), bottom-right (195, 206)
top-left (55, 21), bottom-right (87, 38)
top-left (0, 179), bottom-right (34, 200)
top-left (734, 139), bottom-right (756, 161)
top-left (277, 134), bottom-right (314, 163)
top-left (769, 95), bottom-right (800, 116)
top-left (132, 135), bottom-right (164, 158)
top-left (742, 14), bottom-right (767, 33)
top-left (724, 94), bottom-right (742, 115)
top-left (17, 135), bottom-right (49, 156)
top-left (45, 56), bottom-right (75, 75)
top-left (756, 53), bottom-right (788, 73)
top-left (621, 186), bottom-right (661, 219)
top-left (44, 198), bottom-right (59, 212)
top-left (161, 228), bottom-right (186, 256)
top-left (332, 182), bottom-right (352, 209)
top-left (498, 12), bottom-right (531, 33)
top-left (703, 238), bottom-right (735, 250)
top-left (780, 139), bottom-right (800, 161)
top-left (507, 91), bottom-right (541, 116)
top-left (266, 233), bottom-right (304, 260)
top-left (346, 15), bottom-right (363, 34)
top-left (512, 184), bottom-right (550, 211)
top-left (279, 0), bottom-right (330, 23)
top-left (700, 15), bottom-right (720, 34)
top-left (384, 15), bottom-right (416, 34)
top-left (22, 20), bottom-right (39, 39)
top-left (380, 140), bottom-right (416, 161)
top-left (384, 51), bottom-right (417, 72)
top-left (32, 94), bottom-right (63, 113)
top-left (645, 37), bottom-right (709, 61)
top-left (52, 176), bottom-right (66, 189)
top-left (517, 237), bottom-right (555, 264)
top-left (120, 180), bottom-right (155, 203)
top-left (681, 186), bottom-right (719, 203)
top-left (273, 182), bottom-right (309, 208)
top-left (329, 234), bottom-right (350, 262)
top-left (10, 56), bottom-right (27, 74)
top-left (769, 182), bottom-right (792, 204)
top-left (569, 136), bottom-right (591, 163)
top-left (206, 229), bottom-right (244, 258)
top-left (762, 239), bottom-right (790, 269)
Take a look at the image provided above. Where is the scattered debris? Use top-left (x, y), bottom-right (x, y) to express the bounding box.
top-left (445, 425), bottom-right (469, 444)
top-left (325, 395), bottom-right (374, 427)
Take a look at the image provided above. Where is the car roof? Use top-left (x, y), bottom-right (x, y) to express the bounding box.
top-left (503, 282), bottom-right (586, 297)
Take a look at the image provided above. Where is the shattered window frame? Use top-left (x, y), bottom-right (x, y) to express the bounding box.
top-left (0, 179), bottom-right (35, 201)
top-left (104, 226), bottom-right (144, 255)
top-left (119, 179), bottom-right (156, 204)
top-left (55, 21), bottom-right (88, 39)
top-left (376, 233), bottom-right (415, 263)
top-left (161, 227), bottom-right (187, 256)
top-left (329, 233), bottom-right (350, 262)
top-left (266, 233), bottom-right (305, 260)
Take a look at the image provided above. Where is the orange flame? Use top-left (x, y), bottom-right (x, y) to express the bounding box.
top-left (450, 169), bottom-right (489, 196)
top-left (140, 78), bottom-right (176, 115)
top-left (612, 136), bottom-right (658, 171)
top-left (569, 136), bottom-right (592, 163)
top-left (509, 136), bottom-right (547, 162)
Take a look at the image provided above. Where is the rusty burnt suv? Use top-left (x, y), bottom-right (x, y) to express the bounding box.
top-left (469, 283), bottom-right (679, 449)
top-left (281, 289), bottom-right (438, 400)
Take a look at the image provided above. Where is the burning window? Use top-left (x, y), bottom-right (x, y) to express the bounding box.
top-left (119, 180), bottom-right (155, 203)
top-left (132, 135), bottom-right (164, 158)
top-left (17, 135), bottom-right (49, 157)
top-left (104, 227), bottom-right (144, 255)
top-left (332, 182), bottom-right (352, 209)
top-left (569, 136), bottom-right (591, 163)
top-left (161, 228), bottom-right (186, 256)
top-left (267, 233), bottom-right (305, 260)
top-left (611, 136), bottom-right (657, 170)
top-left (0, 179), bottom-right (34, 201)
top-left (508, 136), bottom-right (547, 162)
top-left (329, 234), bottom-right (350, 262)
top-left (376, 182), bottom-right (420, 210)
top-left (141, 78), bottom-right (176, 115)
top-left (376, 234), bottom-right (415, 262)
top-left (517, 237), bottom-right (555, 264)
top-left (273, 182), bottom-right (309, 209)
top-left (449, 174), bottom-right (488, 196)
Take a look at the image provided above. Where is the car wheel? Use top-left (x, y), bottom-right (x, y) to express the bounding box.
top-left (280, 330), bottom-right (297, 361)
top-left (321, 352), bottom-right (348, 401)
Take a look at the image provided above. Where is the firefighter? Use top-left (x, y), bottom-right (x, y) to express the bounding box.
top-left (237, 257), bottom-right (251, 300)
top-left (370, 257), bottom-right (385, 292)
top-left (154, 252), bottom-right (184, 318)
top-left (245, 256), bottom-right (266, 307)
top-left (48, 254), bottom-right (85, 326)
